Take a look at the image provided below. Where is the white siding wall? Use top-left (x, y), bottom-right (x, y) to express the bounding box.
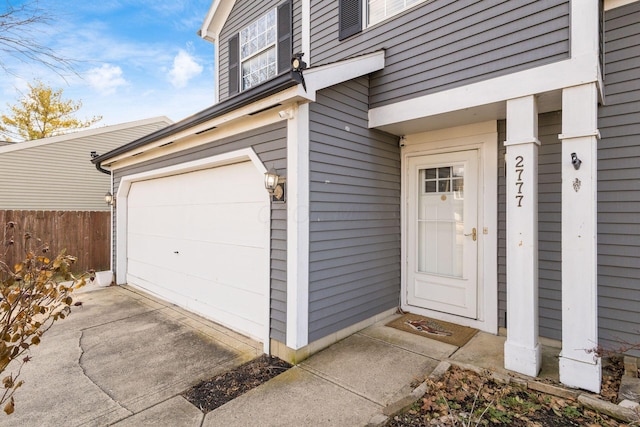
top-left (0, 119), bottom-right (171, 211)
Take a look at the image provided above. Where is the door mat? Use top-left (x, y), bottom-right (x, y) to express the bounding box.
top-left (386, 314), bottom-right (479, 348)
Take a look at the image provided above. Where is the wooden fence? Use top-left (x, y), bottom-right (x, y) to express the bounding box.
top-left (0, 210), bottom-right (111, 273)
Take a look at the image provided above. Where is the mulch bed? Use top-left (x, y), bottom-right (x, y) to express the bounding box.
top-left (387, 358), bottom-right (627, 427)
top-left (183, 355), bottom-right (291, 413)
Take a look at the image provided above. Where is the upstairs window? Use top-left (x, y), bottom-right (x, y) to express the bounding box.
top-left (240, 9), bottom-right (277, 90)
top-left (368, 0), bottom-right (423, 26)
top-left (339, 0), bottom-right (427, 40)
top-left (227, 1), bottom-right (291, 97)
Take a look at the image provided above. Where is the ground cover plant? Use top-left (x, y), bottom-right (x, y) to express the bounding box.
top-left (388, 362), bottom-right (629, 427)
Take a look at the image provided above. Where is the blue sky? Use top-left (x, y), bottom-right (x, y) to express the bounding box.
top-left (1, 0), bottom-right (216, 127)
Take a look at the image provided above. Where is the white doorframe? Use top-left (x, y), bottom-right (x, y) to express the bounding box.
top-left (115, 148), bottom-right (271, 353)
top-left (400, 121), bottom-right (498, 334)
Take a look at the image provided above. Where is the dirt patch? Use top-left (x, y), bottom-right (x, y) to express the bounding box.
top-left (388, 359), bottom-right (626, 426)
top-left (183, 355), bottom-right (291, 413)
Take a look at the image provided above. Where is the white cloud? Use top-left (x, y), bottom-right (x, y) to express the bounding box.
top-left (168, 50), bottom-right (203, 88)
top-left (86, 64), bottom-right (127, 95)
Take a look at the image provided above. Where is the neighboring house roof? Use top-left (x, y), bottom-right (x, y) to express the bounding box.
top-left (0, 116), bottom-right (173, 211)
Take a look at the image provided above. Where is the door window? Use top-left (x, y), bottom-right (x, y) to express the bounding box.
top-left (417, 165), bottom-right (465, 277)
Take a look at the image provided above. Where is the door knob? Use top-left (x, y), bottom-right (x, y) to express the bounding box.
top-left (464, 228), bottom-right (477, 241)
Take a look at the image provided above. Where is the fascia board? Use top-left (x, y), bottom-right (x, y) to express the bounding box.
top-left (98, 51), bottom-right (386, 167)
top-left (102, 87), bottom-right (308, 167)
top-left (369, 54), bottom-right (599, 130)
top-left (200, 0), bottom-right (236, 42)
top-left (304, 50), bottom-right (386, 94)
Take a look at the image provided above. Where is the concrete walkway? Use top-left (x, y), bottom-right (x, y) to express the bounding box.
top-left (200, 322), bottom-right (561, 427)
top-left (0, 284), bottom-right (261, 427)
top-left (0, 284), bottom-right (565, 426)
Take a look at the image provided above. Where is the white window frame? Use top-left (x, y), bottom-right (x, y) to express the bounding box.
top-left (239, 8), bottom-right (278, 91)
top-left (365, 0), bottom-right (429, 27)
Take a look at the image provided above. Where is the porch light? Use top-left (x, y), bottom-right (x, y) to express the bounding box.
top-left (104, 191), bottom-right (115, 206)
top-left (264, 167), bottom-right (286, 203)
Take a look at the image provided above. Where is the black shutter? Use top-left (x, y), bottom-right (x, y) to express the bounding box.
top-left (277, 0), bottom-right (292, 74)
top-left (228, 33), bottom-right (239, 95)
top-left (339, 0), bottom-right (362, 40)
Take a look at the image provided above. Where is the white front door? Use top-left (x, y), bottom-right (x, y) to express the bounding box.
top-left (407, 150), bottom-right (479, 318)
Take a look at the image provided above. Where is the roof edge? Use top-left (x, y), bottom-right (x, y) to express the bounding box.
top-left (200, 0), bottom-right (236, 42)
top-left (92, 73), bottom-right (299, 165)
top-left (0, 116), bottom-right (173, 154)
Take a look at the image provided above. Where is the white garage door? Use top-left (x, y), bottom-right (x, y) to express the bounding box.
top-left (126, 161), bottom-right (269, 341)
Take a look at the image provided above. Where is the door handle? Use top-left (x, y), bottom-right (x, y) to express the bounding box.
top-left (464, 228), bottom-right (477, 241)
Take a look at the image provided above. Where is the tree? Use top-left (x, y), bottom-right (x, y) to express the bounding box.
top-left (0, 1), bottom-right (75, 77)
top-left (0, 80), bottom-right (102, 141)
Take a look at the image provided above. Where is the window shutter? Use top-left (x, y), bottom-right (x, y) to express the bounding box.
top-left (339, 0), bottom-right (362, 40)
top-left (277, 0), bottom-right (292, 74)
top-left (228, 34), bottom-right (239, 96)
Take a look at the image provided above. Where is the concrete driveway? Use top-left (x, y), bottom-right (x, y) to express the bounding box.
top-left (0, 284), bottom-right (261, 427)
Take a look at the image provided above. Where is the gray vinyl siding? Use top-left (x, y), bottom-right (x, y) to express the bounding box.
top-left (498, 112), bottom-right (563, 341)
top-left (218, 0), bottom-right (301, 103)
top-left (311, 0), bottom-right (570, 109)
top-left (0, 119), bottom-right (170, 211)
top-left (597, 2), bottom-right (640, 357)
top-left (112, 122), bottom-right (288, 342)
top-left (308, 77), bottom-right (401, 342)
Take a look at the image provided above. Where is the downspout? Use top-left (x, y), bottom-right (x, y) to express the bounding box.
top-left (91, 152), bottom-right (114, 284)
top-left (91, 151), bottom-right (111, 175)
top-left (95, 161), bottom-right (111, 175)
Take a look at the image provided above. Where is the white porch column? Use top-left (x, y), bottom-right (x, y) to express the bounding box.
top-left (286, 103), bottom-right (310, 350)
top-left (559, 83), bottom-right (601, 393)
top-left (504, 95), bottom-right (542, 377)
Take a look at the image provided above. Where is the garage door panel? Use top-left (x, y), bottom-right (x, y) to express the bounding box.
top-left (182, 202), bottom-right (269, 246)
top-left (127, 233), bottom-right (182, 269)
top-left (128, 202), bottom-right (268, 247)
top-left (186, 244), bottom-right (268, 290)
top-left (128, 234), bottom-right (267, 288)
top-left (127, 271), bottom-right (264, 336)
top-left (128, 163), bottom-right (265, 207)
top-left (126, 161), bottom-right (269, 342)
top-left (127, 260), bottom-right (264, 321)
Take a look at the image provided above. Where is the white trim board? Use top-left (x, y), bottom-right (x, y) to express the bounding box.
top-left (370, 56), bottom-right (597, 134)
top-left (301, 0), bottom-right (311, 66)
top-left (370, 1), bottom-right (601, 134)
top-left (115, 147), bottom-right (271, 353)
top-left (200, 0), bottom-right (235, 41)
top-left (104, 51), bottom-right (385, 171)
top-left (286, 103), bottom-right (310, 350)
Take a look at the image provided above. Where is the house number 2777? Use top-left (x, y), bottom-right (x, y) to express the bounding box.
top-left (515, 155), bottom-right (524, 207)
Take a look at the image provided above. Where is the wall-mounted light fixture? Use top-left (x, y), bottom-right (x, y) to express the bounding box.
top-left (291, 53), bottom-right (307, 92)
top-left (570, 152), bottom-right (582, 170)
top-left (104, 191), bottom-right (115, 207)
top-left (264, 167), bottom-right (286, 203)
